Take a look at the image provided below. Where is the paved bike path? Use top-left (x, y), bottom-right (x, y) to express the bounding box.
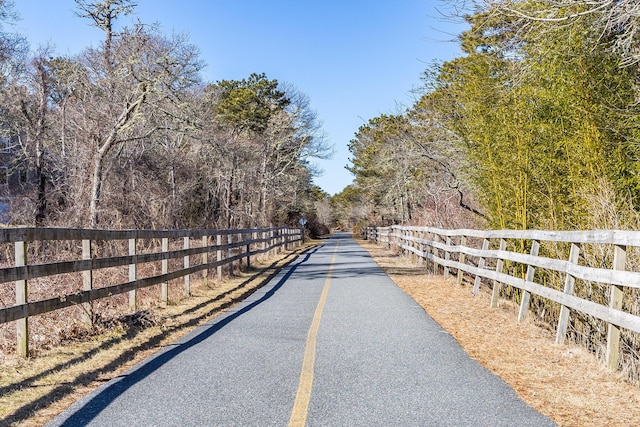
top-left (48, 234), bottom-right (556, 426)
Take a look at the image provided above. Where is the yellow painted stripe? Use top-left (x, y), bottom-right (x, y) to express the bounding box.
top-left (288, 241), bottom-right (339, 427)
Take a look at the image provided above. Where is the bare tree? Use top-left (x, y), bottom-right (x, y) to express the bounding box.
top-left (483, 0), bottom-right (640, 65)
top-left (75, 0), bottom-right (137, 72)
top-left (72, 1), bottom-right (203, 227)
top-left (0, 46), bottom-right (60, 226)
top-left (0, 0), bottom-right (27, 76)
top-left (18, 52), bottom-right (51, 225)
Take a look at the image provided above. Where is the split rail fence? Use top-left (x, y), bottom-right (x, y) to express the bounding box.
top-left (367, 225), bottom-right (640, 372)
top-left (0, 226), bottom-right (303, 357)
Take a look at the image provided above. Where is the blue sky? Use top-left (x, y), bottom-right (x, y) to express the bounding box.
top-left (13, 0), bottom-right (467, 196)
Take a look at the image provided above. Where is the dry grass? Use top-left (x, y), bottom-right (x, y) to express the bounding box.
top-left (356, 237), bottom-right (640, 427)
top-left (0, 241), bottom-right (319, 427)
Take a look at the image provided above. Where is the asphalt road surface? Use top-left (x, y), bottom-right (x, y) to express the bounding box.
top-left (47, 233), bottom-right (556, 426)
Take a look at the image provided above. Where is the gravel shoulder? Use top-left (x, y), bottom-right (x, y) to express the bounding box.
top-left (356, 237), bottom-right (640, 427)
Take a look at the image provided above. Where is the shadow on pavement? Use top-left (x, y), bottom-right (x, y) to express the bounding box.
top-left (51, 246), bottom-right (320, 426)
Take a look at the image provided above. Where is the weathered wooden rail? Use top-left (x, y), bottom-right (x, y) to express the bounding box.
top-left (367, 225), bottom-right (640, 372)
top-left (1, 226), bottom-right (303, 357)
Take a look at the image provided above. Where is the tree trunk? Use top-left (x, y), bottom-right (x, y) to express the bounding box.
top-left (32, 58), bottom-right (49, 226)
top-left (226, 154), bottom-right (237, 228)
top-left (405, 187), bottom-right (412, 222)
top-left (87, 90), bottom-right (147, 228)
top-left (89, 151), bottom-right (105, 228)
top-left (259, 153), bottom-right (269, 226)
top-left (35, 166), bottom-right (46, 226)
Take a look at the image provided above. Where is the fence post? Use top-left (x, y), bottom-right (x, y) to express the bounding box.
top-left (82, 239), bottom-right (94, 324)
top-left (457, 236), bottom-right (466, 286)
top-left (228, 233), bottom-right (234, 276)
top-left (425, 231), bottom-right (432, 271)
top-left (491, 239), bottom-right (507, 308)
top-left (473, 238), bottom-right (490, 295)
top-left (432, 233), bottom-right (439, 274)
top-left (606, 244), bottom-right (627, 371)
top-left (161, 237), bottom-right (169, 305)
top-left (129, 238), bottom-right (137, 311)
top-left (184, 236), bottom-right (191, 296)
top-left (556, 242), bottom-right (581, 344)
top-left (444, 236), bottom-right (451, 279)
top-left (216, 234), bottom-right (222, 281)
top-left (279, 228), bottom-right (284, 253)
top-left (15, 240), bottom-right (28, 358)
top-left (386, 228), bottom-right (391, 249)
top-left (253, 229), bottom-right (257, 256)
top-left (274, 228), bottom-right (279, 255)
top-left (285, 228), bottom-right (290, 251)
top-left (269, 229), bottom-right (275, 257)
top-left (518, 240), bottom-right (540, 322)
top-left (202, 235), bottom-right (209, 287)
top-left (286, 227), bottom-right (290, 250)
top-left (393, 226), bottom-right (398, 251)
top-left (411, 230), bottom-right (424, 266)
top-left (247, 231), bottom-right (252, 271)
top-left (237, 232), bottom-right (243, 271)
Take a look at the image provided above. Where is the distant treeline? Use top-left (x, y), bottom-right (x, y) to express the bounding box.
top-left (0, 1), bottom-right (330, 230)
top-left (339, 0), bottom-right (640, 233)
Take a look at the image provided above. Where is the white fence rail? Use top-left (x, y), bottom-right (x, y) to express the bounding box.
top-left (1, 226), bottom-right (303, 357)
top-left (367, 225), bottom-right (640, 372)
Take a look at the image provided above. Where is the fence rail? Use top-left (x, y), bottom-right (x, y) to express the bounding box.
top-left (1, 226), bottom-right (303, 357)
top-left (366, 225), bottom-right (640, 372)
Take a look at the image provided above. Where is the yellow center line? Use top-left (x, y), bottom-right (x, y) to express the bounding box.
top-left (288, 241), bottom-right (339, 427)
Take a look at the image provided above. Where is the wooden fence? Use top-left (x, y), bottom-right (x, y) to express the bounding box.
top-left (0, 226), bottom-right (303, 357)
top-left (367, 225), bottom-right (640, 372)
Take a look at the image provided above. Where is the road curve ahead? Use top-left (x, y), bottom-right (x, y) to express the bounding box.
top-left (47, 233), bottom-right (556, 427)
